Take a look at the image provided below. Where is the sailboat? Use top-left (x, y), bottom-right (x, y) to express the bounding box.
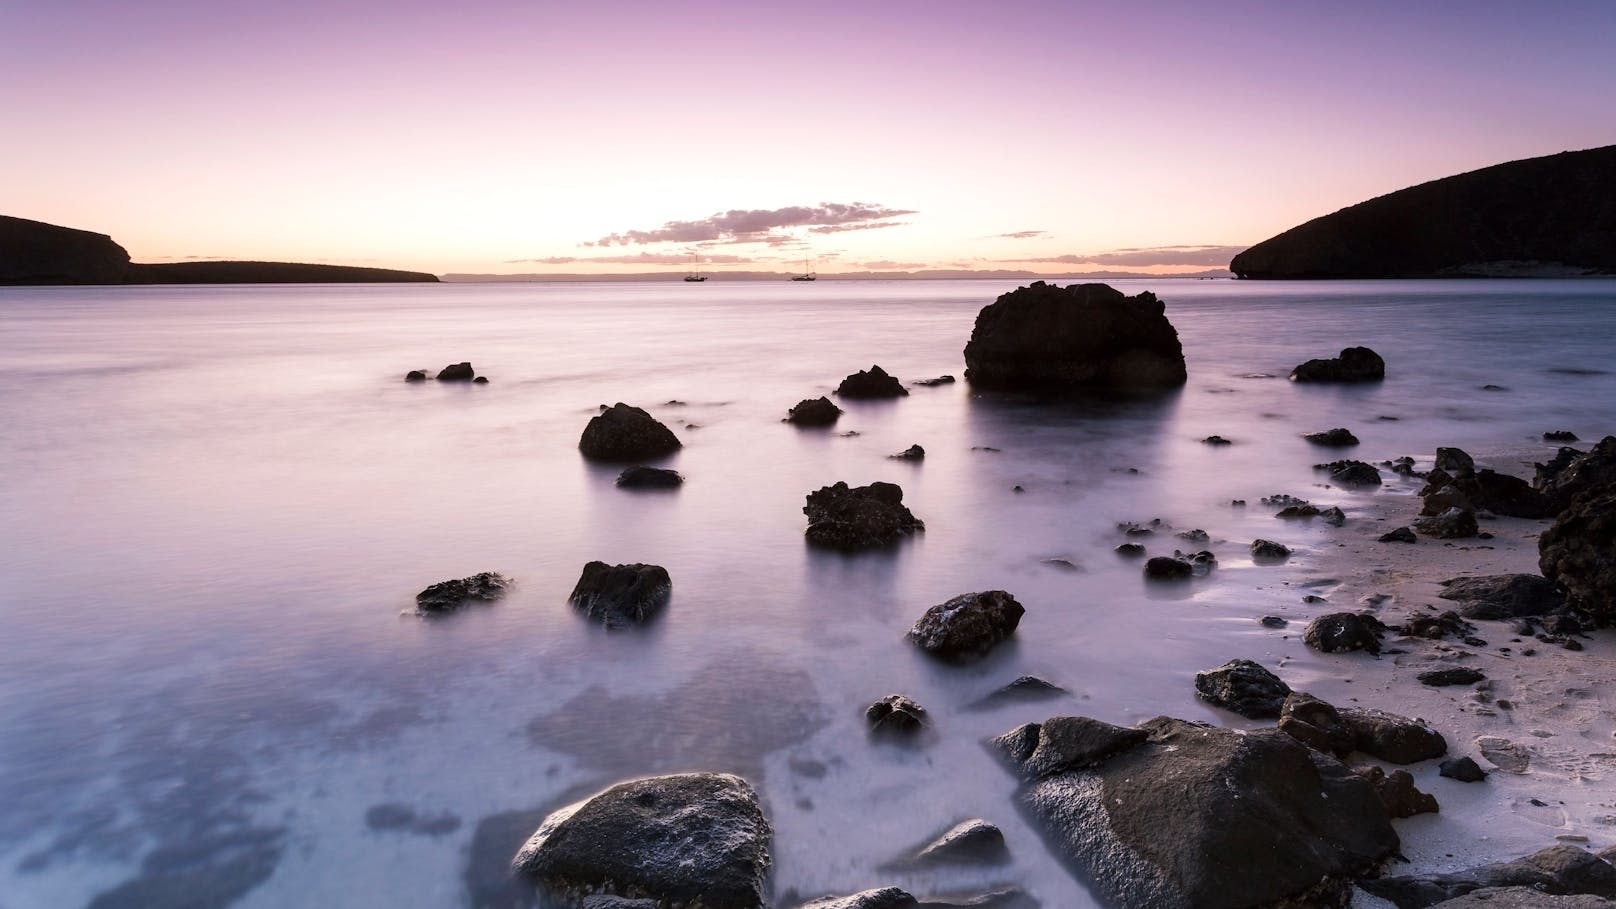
top-left (683, 253), bottom-right (707, 282)
top-left (790, 259), bottom-right (816, 282)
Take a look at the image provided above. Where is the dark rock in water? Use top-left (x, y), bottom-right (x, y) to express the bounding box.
top-left (567, 561), bottom-right (671, 627)
top-left (365, 803), bottom-right (462, 836)
top-left (1415, 506), bottom-right (1479, 539)
top-left (1260, 615), bottom-right (1289, 628)
top-left (1539, 486), bottom-right (1616, 622)
top-left (1278, 692), bottom-right (1356, 758)
top-left (1277, 503), bottom-right (1323, 519)
top-left (1439, 756), bottom-right (1488, 782)
top-left (1544, 430), bottom-right (1580, 442)
top-left (803, 481), bottom-right (924, 551)
top-left (1435, 447), bottom-right (1476, 474)
top-left (1193, 659), bottom-right (1292, 719)
top-left (1114, 543), bottom-right (1146, 558)
top-left (991, 716), bottom-right (1150, 781)
top-left (1228, 145), bottom-right (1616, 279)
top-left (1537, 436), bottom-right (1616, 514)
top-left (1356, 766), bottom-right (1439, 818)
top-left (1317, 459), bottom-right (1382, 487)
top-left (473, 376), bottom-right (489, 384)
top-left (1360, 845), bottom-right (1616, 908)
top-left (415, 572), bottom-right (511, 615)
top-left (1438, 574), bottom-right (1565, 619)
top-left (907, 590), bottom-right (1024, 659)
top-left (616, 465), bottom-right (684, 489)
top-left (837, 365), bottom-right (908, 399)
top-left (579, 403), bottom-right (682, 461)
top-left (405, 369), bottom-right (427, 382)
top-left (436, 361), bottom-right (475, 381)
top-left (512, 773), bottom-right (771, 909)
top-left (1304, 612), bottom-right (1386, 654)
top-left (962, 281), bottom-right (1187, 390)
top-left (1304, 427), bottom-right (1360, 447)
top-left (1418, 667), bottom-right (1486, 687)
top-left (0, 214), bottom-right (132, 285)
top-left (882, 819), bottom-right (1009, 870)
top-left (912, 375), bottom-right (956, 387)
top-left (794, 889), bottom-right (920, 909)
top-left (1202, 434), bottom-right (1233, 445)
top-left (1380, 527), bottom-right (1418, 543)
top-left (889, 444), bottom-right (925, 461)
top-left (1322, 506), bottom-right (1348, 526)
top-left (866, 694), bottom-right (929, 735)
top-left (1423, 465), bottom-right (1551, 518)
top-left (1339, 707), bottom-right (1447, 764)
top-left (992, 715), bottom-right (1398, 909)
top-left (1289, 346), bottom-right (1387, 383)
top-left (1424, 889), bottom-right (1616, 908)
top-left (1398, 610), bottom-right (1475, 641)
top-left (85, 828), bottom-right (287, 909)
top-left (1143, 556), bottom-right (1192, 580)
top-left (788, 396), bottom-right (843, 427)
top-left (1251, 538), bottom-right (1292, 561)
top-left (968, 676), bottom-right (1068, 710)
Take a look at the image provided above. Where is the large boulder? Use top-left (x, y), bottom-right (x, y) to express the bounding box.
top-left (992, 715), bottom-right (1398, 909)
top-left (512, 773), bottom-right (771, 909)
top-left (962, 282), bottom-right (1187, 390)
top-left (1421, 469), bottom-right (1552, 518)
top-left (1289, 347), bottom-right (1386, 383)
top-left (1360, 845), bottom-right (1616, 908)
top-left (579, 404), bottom-right (682, 461)
top-left (907, 590), bottom-right (1024, 659)
top-left (1537, 436), bottom-right (1616, 513)
top-left (1540, 487), bottom-right (1616, 622)
top-left (567, 562), bottom-right (671, 627)
top-left (1437, 574), bottom-right (1565, 619)
top-left (803, 481), bottom-right (924, 551)
top-left (836, 366), bottom-right (908, 399)
top-left (1193, 659), bottom-right (1292, 719)
top-left (0, 214), bottom-right (131, 284)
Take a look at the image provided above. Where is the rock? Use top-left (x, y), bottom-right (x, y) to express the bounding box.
top-left (1436, 447), bottom-right (1476, 473)
top-left (1425, 889), bottom-right (1616, 909)
top-left (889, 444), bottom-right (925, 461)
top-left (968, 676), bottom-right (1067, 710)
top-left (473, 376), bottom-right (489, 384)
top-left (1318, 460), bottom-right (1383, 487)
top-left (436, 362), bottom-right (475, 381)
top-left (1538, 436), bottom-right (1616, 514)
top-left (616, 466), bottom-right (684, 489)
top-left (1398, 610), bottom-right (1475, 641)
top-left (866, 694), bottom-right (928, 735)
top-left (1418, 667), bottom-right (1486, 687)
top-left (1438, 574), bottom-right (1566, 619)
top-left (1305, 427), bottom-right (1361, 446)
top-left (1251, 538), bottom-right (1293, 561)
top-left (84, 828), bottom-right (286, 909)
top-left (1359, 845), bottom-right (1616, 908)
top-left (405, 369), bottom-right (427, 382)
top-left (0, 214), bottom-right (132, 284)
top-left (1545, 430), bottom-right (1581, 442)
top-left (365, 803), bottom-right (462, 836)
top-left (512, 773), bottom-right (770, 909)
top-left (1176, 528), bottom-right (1210, 543)
top-left (1476, 736), bottom-right (1531, 773)
top-left (787, 396), bottom-right (843, 427)
top-left (883, 819), bottom-right (1009, 869)
top-left (1288, 346), bottom-right (1387, 382)
top-left (912, 375), bottom-right (956, 387)
top-left (803, 481), bottom-right (924, 551)
top-left (579, 403), bottom-right (682, 461)
top-left (414, 572), bottom-right (511, 615)
top-left (1322, 506), bottom-right (1348, 526)
top-left (1228, 145), bottom-right (1616, 279)
top-left (991, 715), bottom-right (1151, 781)
top-left (1423, 468), bottom-right (1552, 518)
top-left (1381, 527), bottom-right (1419, 543)
top-left (1202, 434), bottom-right (1233, 445)
top-left (567, 562), bottom-right (671, 628)
top-left (907, 590), bottom-right (1024, 659)
top-left (1539, 486), bottom-right (1616, 622)
top-left (1143, 556), bottom-right (1192, 580)
top-left (1193, 659), bottom-right (1292, 719)
top-left (1438, 757), bottom-right (1488, 782)
top-left (837, 365), bottom-right (908, 399)
top-left (1304, 612), bottom-right (1386, 654)
top-left (1356, 766), bottom-right (1439, 818)
top-left (1260, 615), bottom-right (1289, 628)
top-left (994, 715), bottom-right (1398, 909)
top-left (794, 890), bottom-right (919, 909)
top-left (1277, 503), bottom-right (1323, 518)
top-left (1278, 692), bottom-right (1356, 757)
top-left (1415, 506), bottom-right (1479, 539)
top-left (961, 281), bottom-right (1187, 389)
top-left (1114, 542), bottom-right (1146, 557)
top-left (1340, 707), bottom-right (1447, 764)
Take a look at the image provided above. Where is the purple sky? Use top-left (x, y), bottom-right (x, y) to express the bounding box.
top-left (3, 0), bottom-right (1613, 274)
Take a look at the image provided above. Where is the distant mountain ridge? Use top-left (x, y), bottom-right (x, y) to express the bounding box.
top-left (0, 215), bottom-right (437, 285)
top-left (1230, 145), bottom-right (1616, 279)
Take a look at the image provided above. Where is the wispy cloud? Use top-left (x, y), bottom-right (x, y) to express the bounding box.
top-left (988, 230), bottom-right (1047, 240)
top-left (585, 202), bottom-right (915, 247)
top-left (505, 252), bottom-right (755, 265)
top-left (1002, 245), bottom-right (1244, 268)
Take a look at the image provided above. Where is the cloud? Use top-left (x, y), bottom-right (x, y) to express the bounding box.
top-left (1002, 245), bottom-right (1245, 267)
top-left (989, 230), bottom-right (1047, 240)
top-left (807, 220), bottom-right (909, 235)
top-left (585, 202), bottom-right (915, 247)
top-left (505, 252), bottom-right (755, 265)
top-left (853, 260), bottom-right (928, 270)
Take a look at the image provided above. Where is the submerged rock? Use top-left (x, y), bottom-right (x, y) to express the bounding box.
top-left (436, 362), bottom-right (475, 381)
top-left (803, 481), bottom-right (924, 551)
top-left (837, 365), bottom-right (908, 399)
top-left (907, 590), bottom-right (1024, 659)
top-left (968, 676), bottom-right (1068, 710)
top-left (1544, 430), bottom-right (1580, 442)
top-left (889, 444), bottom-right (925, 461)
top-left (1143, 556), bottom-right (1192, 580)
top-left (414, 572), bottom-right (511, 615)
top-left (866, 694), bottom-right (928, 735)
top-left (1318, 460), bottom-right (1383, 487)
top-left (579, 403), bottom-right (682, 461)
top-left (913, 375), bottom-right (956, 387)
top-left (84, 828), bottom-right (287, 909)
top-left (1304, 427), bottom-right (1360, 447)
top-left (1289, 347), bottom-right (1386, 383)
top-left (1193, 659), bottom-right (1292, 719)
top-left (787, 396), bottom-right (843, 427)
top-left (567, 561), bottom-right (671, 627)
top-left (883, 819), bottom-right (1009, 869)
top-left (1114, 542), bottom-right (1146, 558)
top-left (962, 281), bottom-right (1188, 390)
top-left (1539, 486), bottom-right (1616, 622)
top-left (512, 773), bottom-right (771, 909)
top-left (1360, 845), bottom-right (1616, 908)
top-left (1251, 539), bottom-right (1293, 561)
top-left (405, 369), bottom-right (427, 382)
top-left (616, 466), bottom-right (683, 489)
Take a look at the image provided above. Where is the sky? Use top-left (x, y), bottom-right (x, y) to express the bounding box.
top-left (2, 0), bottom-right (1613, 276)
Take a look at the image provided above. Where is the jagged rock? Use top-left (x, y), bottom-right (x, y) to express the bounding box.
top-left (414, 572), bottom-right (511, 615)
top-left (1304, 612), bottom-right (1385, 654)
top-left (436, 362), bottom-right (475, 381)
top-left (579, 403), bottom-right (682, 461)
top-left (1143, 556), bottom-right (1192, 580)
top-left (1439, 757), bottom-right (1488, 782)
top-left (1356, 766), bottom-right (1439, 818)
top-left (962, 281), bottom-right (1187, 389)
top-left (1436, 448), bottom-right (1476, 473)
top-left (567, 562), bottom-right (671, 627)
top-left (1193, 659), bottom-right (1291, 719)
top-left (1539, 486), bottom-right (1616, 622)
top-left (1418, 667), bottom-right (1486, 687)
top-left (1360, 845), bottom-right (1616, 908)
top-left (1538, 436), bottom-right (1616, 514)
top-left (404, 369), bottom-right (427, 382)
top-left (1415, 506), bottom-right (1479, 539)
top-left (866, 695), bottom-right (928, 735)
top-left (1289, 347), bottom-right (1387, 382)
top-left (1438, 574), bottom-right (1566, 619)
top-left (616, 466), bottom-right (683, 489)
top-left (1381, 527), bottom-right (1418, 543)
top-left (907, 590), bottom-right (1023, 659)
top-left (1305, 428), bottom-right (1360, 447)
top-left (803, 481), bottom-right (924, 551)
top-left (512, 773), bottom-right (770, 909)
top-left (882, 819), bottom-right (1009, 869)
top-left (890, 444), bottom-right (925, 461)
top-left (1251, 539), bottom-right (1293, 561)
top-left (1318, 460), bottom-right (1383, 487)
top-left (837, 365), bottom-right (908, 399)
top-left (993, 715), bottom-right (1398, 909)
top-left (787, 396), bottom-right (843, 426)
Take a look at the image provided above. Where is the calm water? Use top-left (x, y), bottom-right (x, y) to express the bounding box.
top-left (2, 278), bottom-right (1614, 908)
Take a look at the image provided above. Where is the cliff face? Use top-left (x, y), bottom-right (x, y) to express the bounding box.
top-left (0, 215), bottom-right (131, 284)
top-left (1231, 146), bottom-right (1616, 279)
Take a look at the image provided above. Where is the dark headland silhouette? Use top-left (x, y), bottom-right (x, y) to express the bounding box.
top-left (1231, 144), bottom-right (1616, 279)
top-left (0, 215), bottom-right (438, 285)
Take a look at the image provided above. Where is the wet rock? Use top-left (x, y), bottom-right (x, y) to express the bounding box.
top-left (1305, 427), bottom-right (1361, 447)
top-left (567, 562), bottom-right (671, 628)
top-left (579, 403), bottom-right (682, 461)
top-left (1423, 469), bottom-right (1551, 519)
top-left (1381, 527), bottom-right (1418, 543)
top-left (1278, 692), bottom-right (1356, 757)
top-left (912, 375), bottom-right (956, 387)
top-left (1540, 486), bottom-right (1616, 622)
top-left (1251, 538), bottom-right (1293, 561)
top-left (85, 828), bottom-right (287, 909)
top-left (991, 716), bottom-right (1150, 781)
top-left (1202, 434), bottom-right (1233, 445)
top-left (1143, 556), bottom-right (1192, 580)
top-left (1418, 667), bottom-right (1486, 687)
top-left (1176, 528), bottom-right (1209, 543)
top-left (889, 444), bottom-right (925, 461)
top-left (1544, 430), bottom-right (1580, 442)
top-left (1435, 447), bottom-right (1475, 474)
top-left (1356, 766), bottom-right (1439, 818)
top-left (1399, 610), bottom-right (1475, 641)
top-left (1439, 756), bottom-right (1488, 782)
top-left (512, 773), bottom-right (771, 909)
top-left (866, 694), bottom-right (928, 735)
top-left (1318, 460), bottom-right (1383, 487)
top-left (1340, 707), bottom-right (1447, 764)
top-left (436, 361), bottom-right (475, 381)
top-left (1289, 346), bottom-right (1386, 383)
top-left (1304, 612), bottom-right (1386, 654)
top-left (883, 819), bottom-right (1009, 869)
top-left (962, 281), bottom-right (1187, 389)
top-left (1260, 615), bottom-right (1289, 628)
top-left (415, 572), bottom-right (511, 615)
top-left (1176, 549), bottom-right (1217, 574)
top-left (1114, 543), bottom-right (1146, 557)
top-left (1537, 436), bottom-right (1616, 513)
top-left (837, 365), bottom-right (908, 399)
top-left (1359, 845), bottom-right (1616, 908)
top-left (795, 890), bottom-right (919, 909)
top-left (803, 481), bottom-right (924, 551)
top-left (616, 466), bottom-right (683, 489)
top-left (1277, 503), bottom-right (1323, 519)
top-left (1415, 506), bottom-right (1479, 539)
top-left (1438, 574), bottom-right (1566, 619)
top-left (994, 715), bottom-right (1398, 909)
top-left (968, 676), bottom-right (1068, 710)
top-left (1322, 506), bottom-right (1348, 526)
top-left (474, 376), bottom-right (490, 384)
top-left (405, 369), bottom-right (427, 382)
top-left (1193, 659), bottom-right (1291, 719)
top-left (907, 590), bottom-right (1024, 660)
top-left (1425, 889), bottom-right (1616, 908)
top-left (788, 396), bottom-right (843, 427)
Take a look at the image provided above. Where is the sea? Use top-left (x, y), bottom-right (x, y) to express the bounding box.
top-left (2, 278), bottom-right (1614, 908)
